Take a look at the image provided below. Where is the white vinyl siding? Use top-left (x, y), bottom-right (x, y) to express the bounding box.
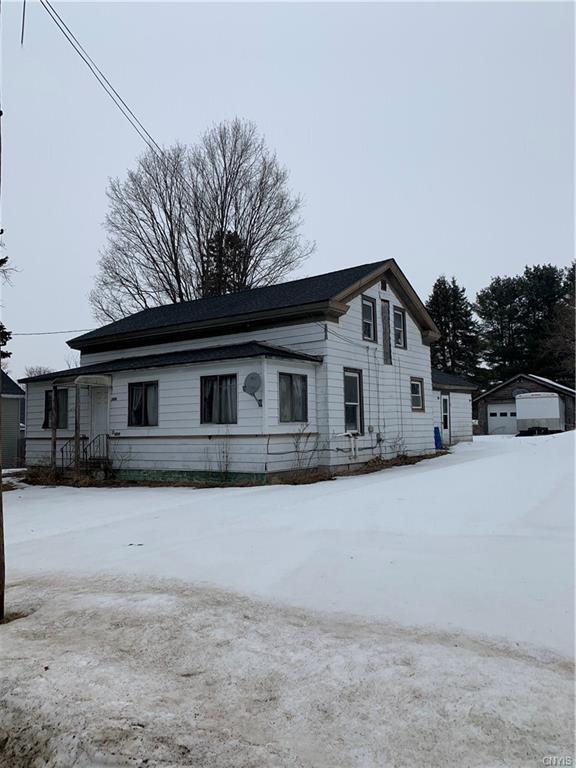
top-left (26, 276), bottom-right (436, 473)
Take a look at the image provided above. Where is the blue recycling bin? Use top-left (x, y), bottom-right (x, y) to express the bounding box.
top-left (433, 426), bottom-right (443, 450)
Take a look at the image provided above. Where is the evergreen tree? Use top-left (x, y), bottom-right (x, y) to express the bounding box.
top-left (201, 231), bottom-right (249, 297)
top-left (474, 275), bottom-right (525, 383)
top-left (426, 275), bottom-right (479, 377)
top-left (0, 255), bottom-right (11, 364)
top-left (475, 264), bottom-right (569, 384)
top-left (519, 264), bottom-right (567, 377)
top-left (543, 262), bottom-right (575, 385)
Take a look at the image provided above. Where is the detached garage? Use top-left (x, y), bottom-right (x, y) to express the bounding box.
top-left (474, 374), bottom-right (575, 435)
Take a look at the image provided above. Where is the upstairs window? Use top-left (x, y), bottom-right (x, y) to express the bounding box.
top-left (128, 381), bottom-right (159, 426)
top-left (393, 307), bottom-right (407, 348)
top-left (42, 389), bottom-right (68, 429)
top-left (362, 296), bottom-right (377, 342)
top-left (279, 373), bottom-right (308, 422)
top-left (344, 368), bottom-right (364, 433)
top-left (201, 374), bottom-right (237, 424)
top-left (410, 377), bottom-right (425, 411)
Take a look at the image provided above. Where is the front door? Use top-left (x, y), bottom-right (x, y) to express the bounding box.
top-left (90, 387), bottom-right (109, 439)
top-left (441, 394), bottom-right (450, 446)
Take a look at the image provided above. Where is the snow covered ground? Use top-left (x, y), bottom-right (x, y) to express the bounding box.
top-left (1, 434), bottom-right (574, 766)
top-left (5, 433), bottom-right (575, 654)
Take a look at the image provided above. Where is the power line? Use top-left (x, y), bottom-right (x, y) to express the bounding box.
top-left (38, 0), bottom-right (162, 154)
top-left (13, 328), bottom-right (95, 336)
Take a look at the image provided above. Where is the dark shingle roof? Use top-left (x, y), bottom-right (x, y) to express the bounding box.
top-left (69, 261), bottom-right (389, 349)
top-left (1, 369), bottom-right (25, 396)
top-left (19, 341), bottom-right (322, 384)
top-left (431, 368), bottom-right (478, 391)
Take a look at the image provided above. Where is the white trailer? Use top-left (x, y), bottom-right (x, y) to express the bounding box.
top-left (515, 392), bottom-right (565, 434)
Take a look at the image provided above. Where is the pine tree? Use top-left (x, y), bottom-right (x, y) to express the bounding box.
top-left (475, 264), bottom-right (569, 384)
top-left (426, 276), bottom-right (479, 377)
top-left (474, 275), bottom-right (525, 383)
top-left (201, 231), bottom-right (249, 297)
top-left (519, 264), bottom-right (566, 377)
top-left (543, 262), bottom-right (575, 385)
top-left (0, 255), bottom-right (11, 364)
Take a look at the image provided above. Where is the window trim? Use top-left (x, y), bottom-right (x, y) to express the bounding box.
top-left (128, 380), bottom-right (159, 427)
top-left (410, 377), bottom-right (425, 412)
top-left (343, 367), bottom-right (364, 434)
top-left (278, 372), bottom-right (308, 423)
top-left (361, 295), bottom-right (378, 343)
top-left (42, 388), bottom-right (69, 430)
top-left (393, 306), bottom-right (407, 349)
top-left (381, 299), bottom-right (392, 365)
top-left (200, 373), bottom-right (238, 425)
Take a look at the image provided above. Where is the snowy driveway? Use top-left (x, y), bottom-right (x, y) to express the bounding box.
top-left (6, 433), bottom-right (574, 656)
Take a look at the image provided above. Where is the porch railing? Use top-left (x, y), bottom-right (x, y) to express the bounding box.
top-left (83, 434), bottom-right (109, 466)
top-left (60, 434), bottom-right (109, 471)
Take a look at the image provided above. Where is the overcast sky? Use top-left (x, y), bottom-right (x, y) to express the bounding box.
top-left (1, 1), bottom-right (573, 379)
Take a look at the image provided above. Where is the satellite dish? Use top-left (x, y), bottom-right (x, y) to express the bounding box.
top-left (243, 372), bottom-right (262, 406)
top-left (243, 372), bottom-right (262, 395)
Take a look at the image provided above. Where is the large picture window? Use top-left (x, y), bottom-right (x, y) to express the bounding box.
top-left (201, 374), bottom-right (237, 424)
top-left (128, 381), bottom-right (159, 426)
top-left (344, 368), bottom-right (363, 433)
top-left (42, 389), bottom-right (68, 429)
top-left (279, 373), bottom-right (308, 422)
top-left (393, 307), bottom-right (407, 349)
top-left (361, 296), bottom-right (377, 342)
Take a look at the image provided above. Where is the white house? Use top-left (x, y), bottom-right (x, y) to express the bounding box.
top-left (21, 259), bottom-right (443, 481)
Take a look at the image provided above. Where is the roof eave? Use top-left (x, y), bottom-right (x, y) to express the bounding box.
top-left (68, 300), bottom-right (347, 352)
top-left (473, 373), bottom-right (576, 403)
top-left (333, 259), bottom-right (441, 344)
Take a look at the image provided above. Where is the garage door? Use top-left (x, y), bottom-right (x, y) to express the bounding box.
top-left (487, 402), bottom-right (517, 434)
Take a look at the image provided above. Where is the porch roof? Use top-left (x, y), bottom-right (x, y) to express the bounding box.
top-left (19, 341), bottom-right (323, 384)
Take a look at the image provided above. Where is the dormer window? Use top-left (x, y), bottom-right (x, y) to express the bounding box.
top-left (362, 296), bottom-right (377, 342)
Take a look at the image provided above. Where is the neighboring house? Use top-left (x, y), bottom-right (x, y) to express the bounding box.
top-left (474, 373), bottom-right (575, 435)
top-left (21, 259), bottom-right (441, 481)
top-left (431, 369), bottom-right (477, 446)
top-left (1, 370), bottom-right (26, 468)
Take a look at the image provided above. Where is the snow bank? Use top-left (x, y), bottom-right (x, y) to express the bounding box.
top-left (1, 574), bottom-right (573, 768)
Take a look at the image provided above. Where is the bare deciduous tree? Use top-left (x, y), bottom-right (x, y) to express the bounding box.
top-left (90, 120), bottom-right (313, 322)
top-left (24, 365), bottom-right (55, 378)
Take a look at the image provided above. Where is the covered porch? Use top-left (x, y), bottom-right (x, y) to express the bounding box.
top-left (48, 374), bottom-right (112, 474)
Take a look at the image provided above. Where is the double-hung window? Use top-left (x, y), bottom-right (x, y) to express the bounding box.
top-left (410, 377), bottom-right (425, 411)
top-left (344, 368), bottom-right (363, 433)
top-left (362, 296), bottom-right (377, 342)
top-left (279, 373), bottom-right (308, 422)
top-left (128, 381), bottom-right (159, 426)
top-left (393, 307), bottom-right (407, 349)
top-left (42, 389), bottom-right (68, 429)
top-left (201, 374), bottom-right (237, 424)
